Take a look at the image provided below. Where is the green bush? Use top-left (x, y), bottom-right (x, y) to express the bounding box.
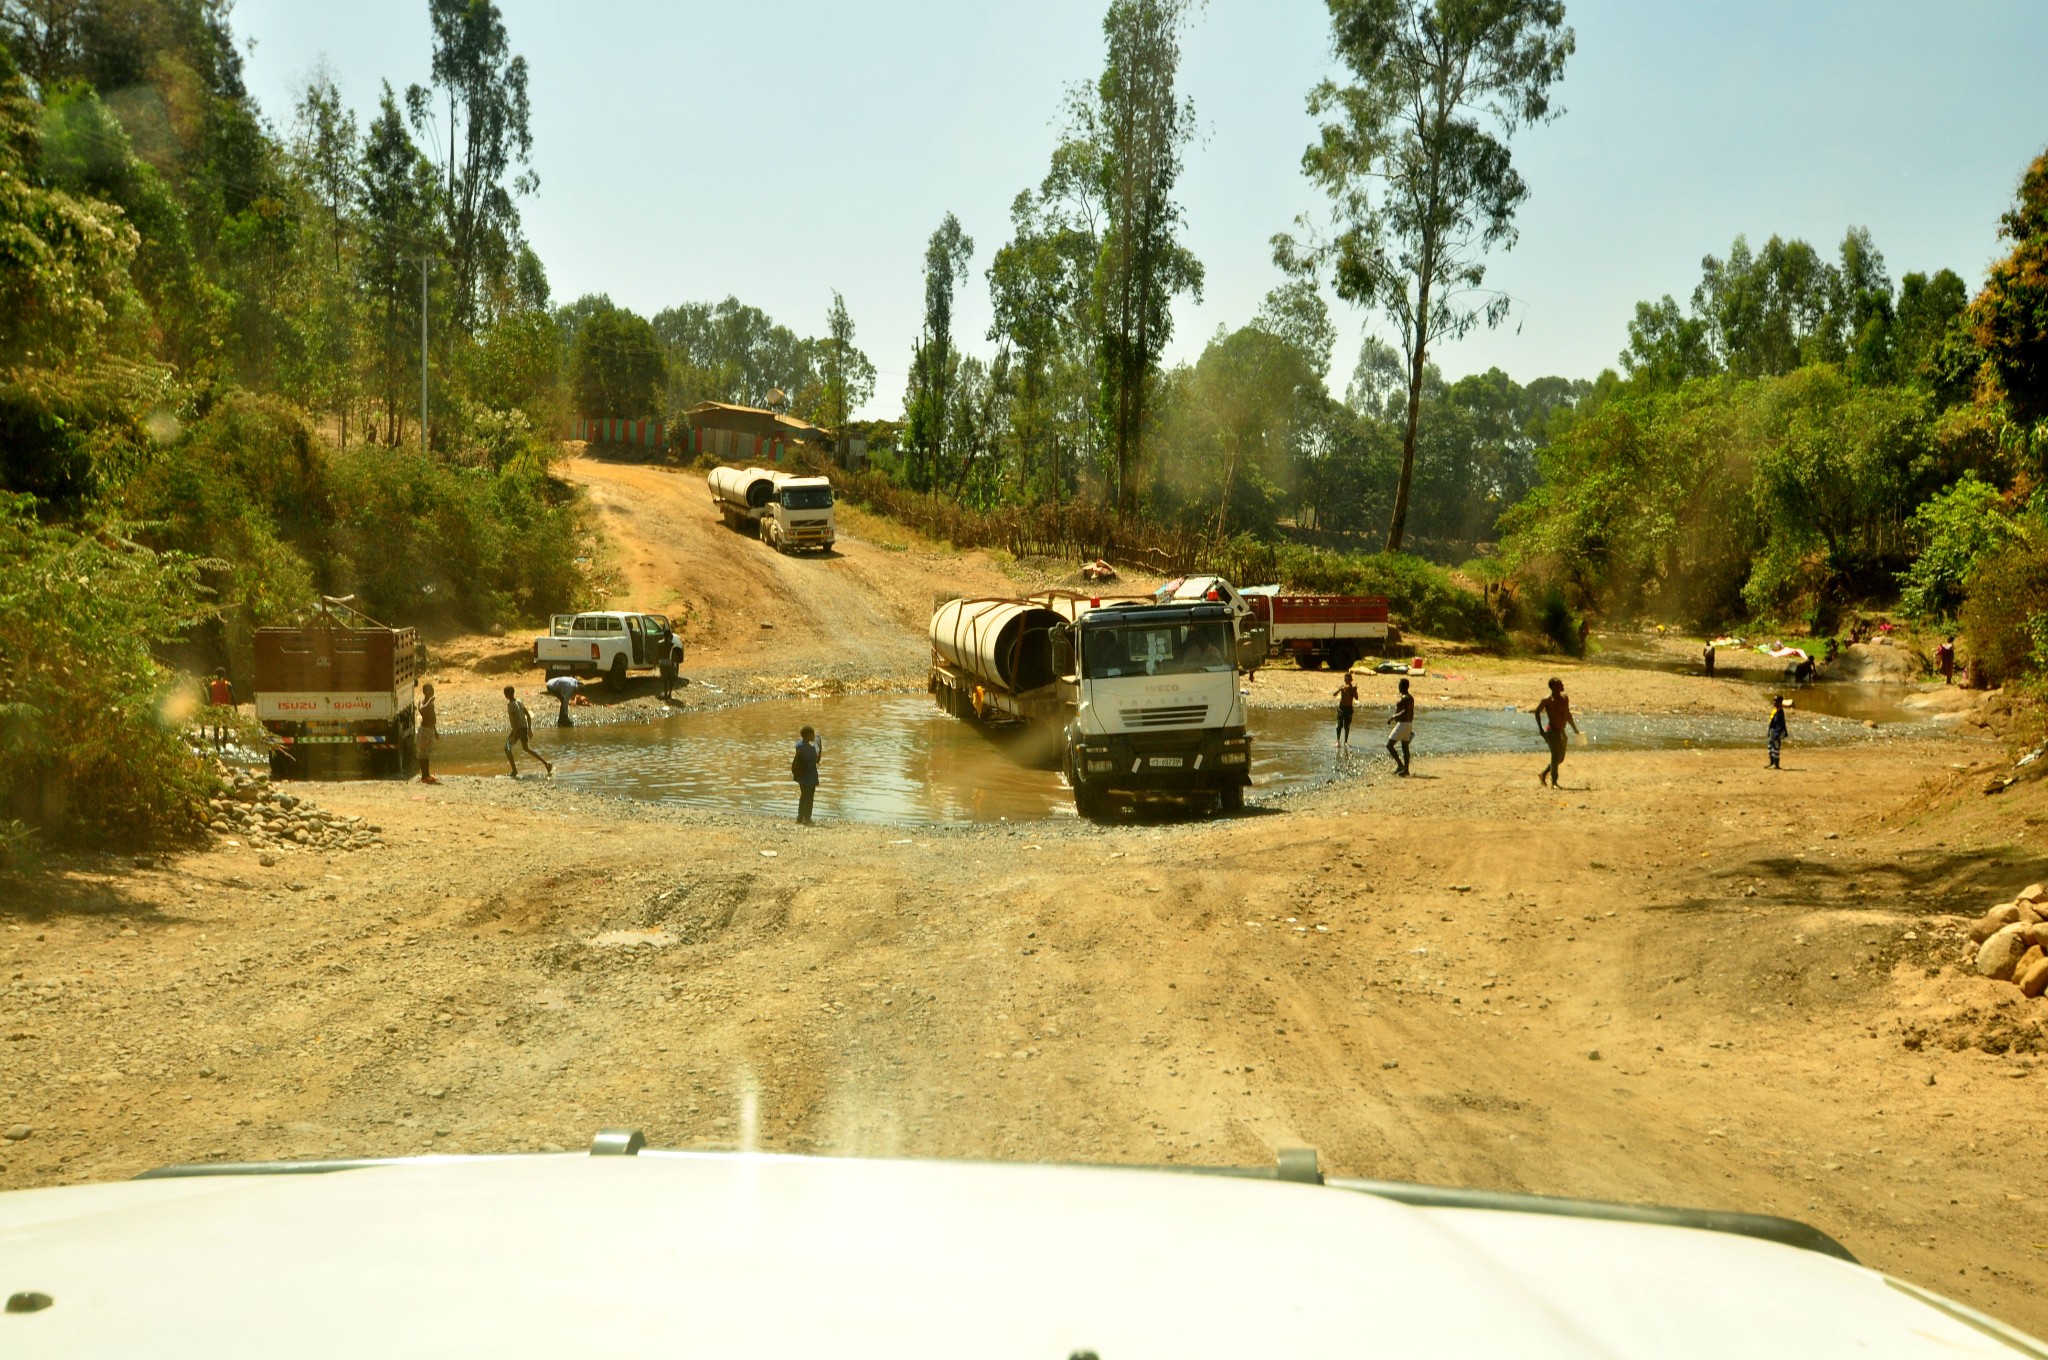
top-left (1896, 473), bottom-right (2025, 618)
top-left (1959, 543), bottom-right (2048, 687)
top-left (119, 392), bottom-right (588, 635)
top-left (0, 494), bottom-right (217, 845)
top-left (325, 448), bottom-right (584, 626)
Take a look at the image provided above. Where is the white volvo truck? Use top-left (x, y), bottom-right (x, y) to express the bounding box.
top-left (929, 582), bottom-right (1253, 817)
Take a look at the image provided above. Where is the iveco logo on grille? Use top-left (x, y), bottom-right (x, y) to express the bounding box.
top-left (1120, 704), bottom-right (1209, 727)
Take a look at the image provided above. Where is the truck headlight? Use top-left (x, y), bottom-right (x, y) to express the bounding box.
top-left (1220, 752), bottom-right (1248, 765)
top-left (1085, 759), bottom-right (1114, 773)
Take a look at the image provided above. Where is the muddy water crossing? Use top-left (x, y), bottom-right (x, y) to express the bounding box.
top-left (428, 692), bottom-right (1918, 826)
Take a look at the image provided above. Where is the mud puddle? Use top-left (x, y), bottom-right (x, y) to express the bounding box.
top-left (425, 693), bottom-right (1912, 825)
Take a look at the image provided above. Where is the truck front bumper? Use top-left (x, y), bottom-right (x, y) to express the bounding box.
top-left (1070, 726), bottom-right (1251, 792)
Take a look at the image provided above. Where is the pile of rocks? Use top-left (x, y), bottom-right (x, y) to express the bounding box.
top-left (1969, 883), bottom-right (2048, 998)
top-left (204, 772), bottom-right (384, 854)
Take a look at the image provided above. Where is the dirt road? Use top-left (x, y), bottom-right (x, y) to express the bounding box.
top-left (6, 459), bottom-right (2046, 1333)
top-left (420, 451), bottom-right (1027, 731)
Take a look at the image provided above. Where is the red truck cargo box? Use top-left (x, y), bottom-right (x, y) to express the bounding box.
top-left (1247, 595), bottom-right (1390, 625)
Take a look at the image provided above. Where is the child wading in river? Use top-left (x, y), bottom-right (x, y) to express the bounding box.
top-left (1767, 694), bottom-right (1788, 770)
top-left (1386, 677), bottom-right (1414, 776)
top-left (1333, 670), bottom-right (1358, 749)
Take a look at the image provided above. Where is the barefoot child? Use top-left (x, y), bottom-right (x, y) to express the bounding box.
top-left (504, 684), bottom-right (552, 778)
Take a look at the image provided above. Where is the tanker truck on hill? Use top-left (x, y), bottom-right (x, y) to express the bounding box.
top-left (929, 583), bottom-right (1253, 817)
top-left (706, 465), bottom-right (836, 553)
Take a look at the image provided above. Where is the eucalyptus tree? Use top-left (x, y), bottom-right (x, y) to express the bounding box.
top-left (905, 213), bottom-right (973, 491)
top-left (1291, 0), bottom-right (1572, 551)
top-left (1074, 0), bottom-right (1203, 514)
top-left (819, 291), bottom-right (876, 455)
top-left (406, 0), bottom-right (536, 334)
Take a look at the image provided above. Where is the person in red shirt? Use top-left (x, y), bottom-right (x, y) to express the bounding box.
top-left (1533, 677), bottom-right (1578, 788)
top-left (206, 668), bottom-right (234, 747)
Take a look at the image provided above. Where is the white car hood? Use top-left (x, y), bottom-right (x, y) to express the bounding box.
top-left (0, 1152), bottom-right (2036, 1358)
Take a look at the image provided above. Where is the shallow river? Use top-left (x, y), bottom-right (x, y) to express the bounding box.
top-left (428, 691), bottom-right (1907, 826)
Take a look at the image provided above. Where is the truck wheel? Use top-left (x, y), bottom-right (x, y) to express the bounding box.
top-left (608, 655), bottom-right (628, 688)
top-left (269, 750), bottom-right (293, 781)
top-left (1295, 652), bottom-right (1324, 670)
top-left (1219, 784), bottom-right (1245, 814)
top-left (1329, 642), bottom-right (1360, 670)
top-left (1073, 785), bottom-right (1109, 820)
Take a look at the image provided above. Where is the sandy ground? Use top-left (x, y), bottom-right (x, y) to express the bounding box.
top-left (8, 452), bottom-right (2048, 1335)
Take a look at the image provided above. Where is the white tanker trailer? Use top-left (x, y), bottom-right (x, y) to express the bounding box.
top-left (707, 465), bottom-right (836, 553)
top-left (929, 586), bottom-right (1253, 817)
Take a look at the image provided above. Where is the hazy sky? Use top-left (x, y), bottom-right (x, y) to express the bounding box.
top-left (232, 0), bottom-right (2048, 416)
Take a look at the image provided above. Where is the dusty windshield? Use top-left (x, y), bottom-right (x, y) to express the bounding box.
top-left (7, 0), bottom-right (2044, 1341)
top-left (1081, 621), bottom-right (1232, 677)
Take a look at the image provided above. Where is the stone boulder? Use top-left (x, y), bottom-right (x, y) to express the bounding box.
top-left (2019, 955), bottom-right (2048, 999)
top-left (1976, 923), bottom-right (2032, 980)
top-left (1969, 903), bottom-right (2024, 943)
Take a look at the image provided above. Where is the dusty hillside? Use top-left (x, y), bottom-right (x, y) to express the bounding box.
top-left (422, 449), bottom-right (1029, 729)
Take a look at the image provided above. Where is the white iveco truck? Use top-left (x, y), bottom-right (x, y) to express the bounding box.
top-left (706, 465), bottom-right (836, 553)
top-left (929, 581), bottom-right (1253, 816)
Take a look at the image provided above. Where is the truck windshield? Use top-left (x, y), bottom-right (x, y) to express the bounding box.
top-left (781, 486), bottom-right (834, 510)
top-left (1080, 621), bottom-right (1232, 678)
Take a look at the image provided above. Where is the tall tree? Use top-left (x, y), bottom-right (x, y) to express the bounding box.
top-left (1077, 0), bottom-right (1203, 514)
top-left (407, 0), bottom-right (535, 334)
top-left (904, 212), bottom-right (973, 491)
top-left (1293, 0), bottom-right (1573, 551)
top-left (571, 302), bottom-right (663, 419)
top-left (291, 65), bottom-right (360, 444)
top-left (1974, 149), bottom-right (2048, 428)
top-left (818, 290), bottom-right (875, 457)
top-left (359, 82), bottom-right (439, 445)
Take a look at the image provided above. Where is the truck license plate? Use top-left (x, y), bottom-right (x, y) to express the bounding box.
top-left (1149, 756), bottom-right (1183, 768)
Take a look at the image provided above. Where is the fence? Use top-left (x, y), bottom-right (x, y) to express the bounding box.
top-left (571, 416), bottom-right (664, 448)
top-left (570, 417), bottom-right (823, 466)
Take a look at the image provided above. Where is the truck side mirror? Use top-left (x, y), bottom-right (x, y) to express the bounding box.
top-left (1051, 626), bottom-right (1075, 678)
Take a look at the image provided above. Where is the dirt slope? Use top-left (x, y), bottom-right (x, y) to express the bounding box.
top-left (566, 451), bottom-right (1021, 677)
top-left (419, 451), bottom-right (1026, 731)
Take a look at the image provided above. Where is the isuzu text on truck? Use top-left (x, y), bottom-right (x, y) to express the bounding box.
top-left (255, 597), bottom-right (423, 780)
top-left (929, 580), bottom-right (1252, 817)
top-left (707, 465), bottom-right (836, 553)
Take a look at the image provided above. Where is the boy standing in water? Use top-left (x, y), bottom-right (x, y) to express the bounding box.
top-left (1768, 695), bottom-right (1788, 769)
top-left (1332, 670), bottom-right (1358, 749)
top-left (503, 684), bottom-right (552, 778)
top-left (1386, 677), bottom-right (1414, 776)
top-left (1533, 677), bottom-right (1578, 787)
top-left (793, 724), bottom-right (821, 824)
top-left (416, 681), bottom-right (440, 785)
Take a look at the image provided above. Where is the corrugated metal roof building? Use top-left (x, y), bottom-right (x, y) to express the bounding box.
top-left (680, 402), bottom-right (839, 466)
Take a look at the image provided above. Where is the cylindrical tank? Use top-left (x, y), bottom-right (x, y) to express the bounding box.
top-left (707, 465), bottom-right (776, 511)
top-left (930, 598), bottom-right (1064, 695)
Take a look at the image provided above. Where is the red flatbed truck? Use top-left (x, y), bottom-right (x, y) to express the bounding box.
top-left (1240, 587), bottom-right (1393, 671)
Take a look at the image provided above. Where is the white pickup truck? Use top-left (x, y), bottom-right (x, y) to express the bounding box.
top-left (533, 610), bottom-right (679, 686)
